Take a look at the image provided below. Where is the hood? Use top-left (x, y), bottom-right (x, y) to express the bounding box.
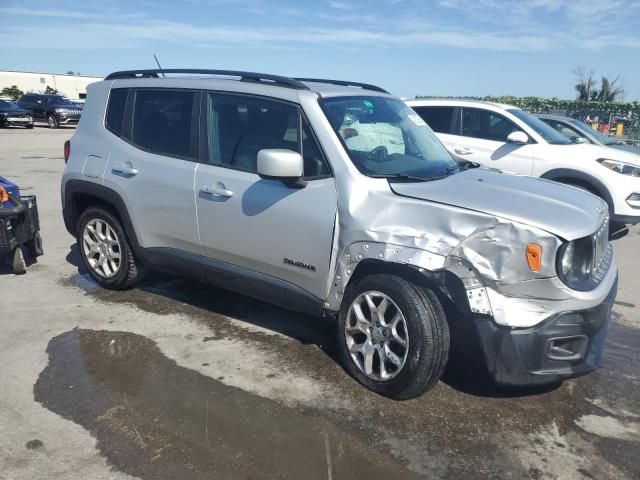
top-left (51, 103), bottom-right (82, 109)
top-left (0, 106), bottom-right (29, 115)
top-left (561, 143), bottom-right (640, 166)
top-left (389, 168), bottom-right (607, 241)
top-left (610, 143), bottom-right (640, 156)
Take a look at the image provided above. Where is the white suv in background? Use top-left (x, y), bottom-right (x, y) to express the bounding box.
top-left (407, 99), bottom-right (640, 225)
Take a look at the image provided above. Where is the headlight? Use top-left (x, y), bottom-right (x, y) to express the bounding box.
top-left (560, 240), bottom-right (574, 276)
top-left (55, 108), bottom-right (68, 114)
top-left (597, 158), bottom-right (640, 177)
top-left (557, 238), bottom-right (593, 289)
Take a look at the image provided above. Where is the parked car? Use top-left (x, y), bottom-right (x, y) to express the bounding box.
top-left (537, 114), bottom-right (640, 155)
top-left (17, 93), bottom-right (82, 128)
top-left (408, 99), bottom-right (640, 225)
top-left (0, 99), bottom-right (33, 128)
top-left (62, 69), bottom-right (617, 399)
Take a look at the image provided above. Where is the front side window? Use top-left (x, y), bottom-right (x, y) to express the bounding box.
top-left (412, 106), bottom-right (456, 134)
top-left (462, 108), bottom-right (522, 142)
top-left (320, 96), bottom-right (457, 179)
top-left (507, 109), bottom-right (571, 145)
top-left (207, 94), bottom-right (330, 177)
top-left (131, 89), bottom-right (196, 159)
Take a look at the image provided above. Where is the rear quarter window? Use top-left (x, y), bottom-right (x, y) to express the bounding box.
top-left (105, 89), bottom-right (128, 137)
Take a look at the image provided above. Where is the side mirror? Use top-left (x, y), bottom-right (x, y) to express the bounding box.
top-left (506, 131), bottom-right (529, 145)
top-left (257, 149), bottom-right (306, 188)
top-left (572, 137), bottom-right (588, 144)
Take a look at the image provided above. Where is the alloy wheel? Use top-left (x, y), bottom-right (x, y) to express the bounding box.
top-left (82, 219), bottom-right (122, 278)
top-left (345, 291), bottom-right (409, 381)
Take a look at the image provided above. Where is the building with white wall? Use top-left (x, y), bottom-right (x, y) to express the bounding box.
top-left (0, 71), bottom-right (103, 100)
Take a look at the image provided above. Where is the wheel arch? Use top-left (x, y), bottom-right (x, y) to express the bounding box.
top-left (346, 259), bottom-right (472, 319)
top-left (540, 168), bottom-right (614, 211)
top-left (63, 180), bottom-right (142, 254)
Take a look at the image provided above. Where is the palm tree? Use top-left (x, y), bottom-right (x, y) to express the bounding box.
top-left (598, 76), bottom-right (624, 102)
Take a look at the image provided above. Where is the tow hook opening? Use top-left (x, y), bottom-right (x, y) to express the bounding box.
top-left (546, 335), bottom-right (588, 361)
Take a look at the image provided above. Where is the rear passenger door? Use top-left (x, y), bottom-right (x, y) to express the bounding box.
top-left (454, 107), bottom-right (534, 175)
top-left (102, 88), bottom-right (200, 255)
top-left (194, 93), bottom-right (337, 300)
top-left (411, 106), bottom-right (458, 150)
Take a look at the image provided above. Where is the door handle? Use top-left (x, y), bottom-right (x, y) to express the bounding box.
top-left (112, 164), bottom-right (138, 176)
top-left (453, 148), bottom-right (473, 155)
top-left (200, 184), bottom-right (233, 198)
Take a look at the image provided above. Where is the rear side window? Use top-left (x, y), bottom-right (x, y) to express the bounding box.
top-left (412, 106), bottom-right (455, 134)
top-left (207, 94), bottom-right (329, 178)
top-left (131, 89), bottom-right (196, 159)
top-left (105, 89), bottom-right (128, 136)
top-left (462, 108), bottom-right (521, 142)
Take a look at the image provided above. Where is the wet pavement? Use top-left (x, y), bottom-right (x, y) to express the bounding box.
top-left (2, 128), bottom-right (640, 479)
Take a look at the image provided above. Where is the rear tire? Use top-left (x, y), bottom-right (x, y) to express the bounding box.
top-left (27, 232), bottom-right (44, 257)
top-left (26, 124), bottom-right (34, 129)
top-left (12, 247), bottom-right (27, 275)
top-left (337, 274), bottom-right (449, 399)
top-left (77, 207), bottom-right (145, 289)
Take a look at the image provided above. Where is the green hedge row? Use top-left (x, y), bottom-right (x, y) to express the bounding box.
top-left (415, 95), bottom-right (640, 139)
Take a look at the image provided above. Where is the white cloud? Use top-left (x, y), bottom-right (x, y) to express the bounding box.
top-left (1, 1), bottom-right (638, 53)
top-left (328, 1), bottom-right (354, 10)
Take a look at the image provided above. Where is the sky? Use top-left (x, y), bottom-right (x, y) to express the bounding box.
top-left (1, 0), bottom-right (639, 100)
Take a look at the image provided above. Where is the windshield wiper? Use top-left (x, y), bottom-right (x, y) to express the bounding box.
top-left (427, 164), bottom-right (460, 180)
top-left (368, 173), bottom-right (430, 182)
top-left (456, 159), bottom-right (480, 169)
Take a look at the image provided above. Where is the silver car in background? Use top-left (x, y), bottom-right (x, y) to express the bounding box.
top-left (537, 113), bottom-right (640, 155)
top-left (61, 69), bottom-right (617, 399)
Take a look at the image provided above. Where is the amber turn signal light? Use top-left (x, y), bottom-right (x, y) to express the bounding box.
top-left (0, 187), bottom-right (8, 203)
top-left (526, 243), bottom-right (542, 272)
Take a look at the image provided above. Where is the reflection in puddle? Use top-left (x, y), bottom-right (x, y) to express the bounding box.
top-left (34, 329), bottom-right (416, 480)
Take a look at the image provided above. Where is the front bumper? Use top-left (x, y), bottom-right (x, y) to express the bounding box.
top-left (0, 117), bottom-right (33, 127)
top-left (472, 275), bottom-right (617, 386)
top-left (57, 115), bottom-right (80, 125)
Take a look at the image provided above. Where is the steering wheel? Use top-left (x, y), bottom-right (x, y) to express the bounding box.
top-left (368, 145), bottom-right (389, 162)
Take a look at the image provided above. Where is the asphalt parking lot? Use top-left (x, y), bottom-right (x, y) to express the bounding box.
top-left (1, 127), bottom-right (640, 480)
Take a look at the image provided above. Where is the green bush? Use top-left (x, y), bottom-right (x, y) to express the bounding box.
top-left (415, 95), bottom-right (640, 140)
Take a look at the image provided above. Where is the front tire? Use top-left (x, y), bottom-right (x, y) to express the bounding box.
top-left (77, 207), bottom-right (145, 289)
top-left (337, 274), bottom-right (449, 399)
top-left (47, 114), bottom-right (59, 129)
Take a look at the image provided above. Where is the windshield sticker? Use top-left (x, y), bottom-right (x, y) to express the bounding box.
top-left (408, 114), bottom-right (427, 127)
top-left (362, 100), bottom-right (374, 109)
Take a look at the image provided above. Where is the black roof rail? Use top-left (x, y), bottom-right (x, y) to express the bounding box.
top-left (104, 69), bottom-right (311, 90)
top-left (294, 78), bottom-right (389, 94)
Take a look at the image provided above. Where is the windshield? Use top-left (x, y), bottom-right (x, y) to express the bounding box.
top-left (508, 109), bottom-right (572, 145)
top-left (320, 96), bottom-right (458, 180)
top-left (0, 100), bottom-right (21, 110)
top-left (568, 118), bottom-right (614, 145)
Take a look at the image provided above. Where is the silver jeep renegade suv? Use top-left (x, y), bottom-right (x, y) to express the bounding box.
top-left (61, 69), bottom-right (618, 399)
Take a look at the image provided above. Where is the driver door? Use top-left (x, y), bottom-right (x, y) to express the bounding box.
top-left (454, 107), bottom-right (534, 175)
top-left (194, 93), bottom-right (337, 300)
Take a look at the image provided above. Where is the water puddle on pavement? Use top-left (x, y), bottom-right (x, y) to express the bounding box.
top-left (57, 273), bottom-right (640, 479)
top-left (34, 329), bottom-right (417, 480)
